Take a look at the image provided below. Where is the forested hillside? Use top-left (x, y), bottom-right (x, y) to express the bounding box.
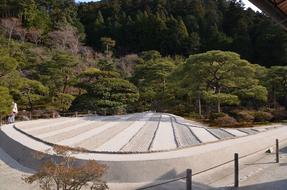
top-left (78, 0), bottom-right (287, 67)
top-left (0, 0), bottom-right (286, 127)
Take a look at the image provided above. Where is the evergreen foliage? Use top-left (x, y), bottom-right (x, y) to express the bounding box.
top-left (0, 0), bottom-right (286, 125)
top-left (78, 0), bottom-right (287, 67)
top-left (71, 68), bottom-right (139, 115)
top-left (0, 87), bottom-right (13, 120)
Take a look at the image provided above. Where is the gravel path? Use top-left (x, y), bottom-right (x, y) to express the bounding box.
top-left (0, 148), bottom-right (37, 190)
top-left (150, 115), bottom-right (177, 151)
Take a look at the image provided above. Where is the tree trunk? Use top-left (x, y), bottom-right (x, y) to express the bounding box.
top-left (205, 101), bottom-right (210, 115)
top-left (63, 76), bottom-right (69, 93)
top-left (217, 88), bottom-right (221, 113)
top-left (217, 101), bottom-right (221, 113)
top-left (28, 96), bottom-right (33, 111)
top-left (272, 86), bottom-right (276, 108)
top-left (198, 93), bottom-right (202, 116)
top-left (8, 26), bottom-right (14, 47)
top-left (27, 90), bottom-right (33, 113)
top-left (163, 78), bottom-right (166, 95)
top-left (106, 44), bottom-right (109, 55)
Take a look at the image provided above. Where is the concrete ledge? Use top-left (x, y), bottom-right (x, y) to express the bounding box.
top-left (1, 124), bottom-right (287, 183)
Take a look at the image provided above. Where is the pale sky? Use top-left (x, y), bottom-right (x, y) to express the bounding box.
top-left (242, 0), bottom-right (261, 12)
top-left (76, 0), bottom-right (261, 12)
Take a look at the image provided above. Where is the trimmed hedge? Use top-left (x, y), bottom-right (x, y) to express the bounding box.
top-left (252, 111), bottom-right (273, 122)
top-left (232, 110), bottom-right (254, 123)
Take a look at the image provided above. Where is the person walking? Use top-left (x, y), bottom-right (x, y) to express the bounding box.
top-left (8, 102), bottom-right (18, 124)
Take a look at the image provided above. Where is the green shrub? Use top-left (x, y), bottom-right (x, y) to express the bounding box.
top-left (213, 114), bottom-right (238, 127)
top-left (0, 87), bottom-right (13, 118)
top-left (209, 112), bottom-right (227, 121)
top-left (31, 110), bottom-right (60, 119)
top-left (187, 112), bottom-right (203, 119)
top-left (173, 104), bottom-right (189, 116)
top-left (252, 111), bottom-right (273, 122)
top-left (232, 110), bottom-right (254, 123)
top-left (272, 109), bottom-right (287, 121)
top-left (70, 94), bottom-right (127, 115)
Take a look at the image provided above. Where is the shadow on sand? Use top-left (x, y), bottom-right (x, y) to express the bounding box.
top-left (0, 147), bottom-right (34, 173)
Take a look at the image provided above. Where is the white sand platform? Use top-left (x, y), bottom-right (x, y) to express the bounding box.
top-left (2, 112), bottom-right (280, 153)
top-left (0, 112), bottom-right (285, 183)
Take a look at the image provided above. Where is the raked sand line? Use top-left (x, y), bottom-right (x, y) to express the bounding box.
top-left (57, 114), bottom-right (137, 146)
top-left (253, 128), bottom-right (267, 132)
top-left (186, 120), bottom-right (208, 128)
top-left (95, 113), bottom-right (153, 152)
top-left (15, 117), bottom-right (68, 129)
top-left (121, 115), bottom-right (160, 152)
top-left (42, 117), bottom-right (119, 143)
top-left (29, 116), bottom-right (108, 136)
top-left (224, 129), bottom-right (248, 137)
top-left (189, 127), bottom-right (218, 143)
top-left (173, 121), bottom-right (200, 147)
top-left (23, 117), bottom-right (81, 133)
top-left (150, 115), bottom-right (177, 151)
top-left (207, 128), bottom-right (234, 139)
top-left (76, 119), bottom-right (137, 150)
top-left (28, 119), bottom-right (85, 136)
top-left (37, 116), bottom-right (104, 139)
top-left (238, 128), bottom-right (258, 135)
